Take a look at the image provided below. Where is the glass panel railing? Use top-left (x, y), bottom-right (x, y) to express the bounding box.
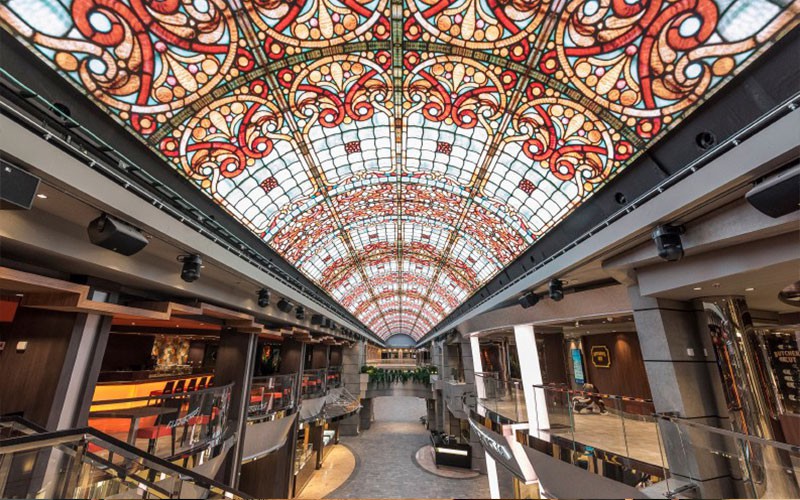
top-left (248, 374), bottom-right (296, 420)
top-left (0, 427), bottom-right (248, 499)
top-left (300, 369), bottom-right (326, 399)
top-left (531, 384), bottom-right (667, 471)
top-left (88, 383), bottom-right (232, 461)
top-left (475, 372), bottom-right (527, 422)
top-left (326, 366), bottom-right (342, 389)
top-left (655, 413), bottom-right (800, 499)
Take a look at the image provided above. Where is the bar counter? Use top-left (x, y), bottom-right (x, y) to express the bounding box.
top-left (91, 372), bottom-right (214, 411)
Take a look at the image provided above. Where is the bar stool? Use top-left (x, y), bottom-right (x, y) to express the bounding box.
top-left (186, 378), bottom-right (197, 392)
top-left (149, 380), bottom-right (175, 399)
top-left (173, 379), bottom-right (186, 394)
top-left (196, 377), bottom-right (207, 390)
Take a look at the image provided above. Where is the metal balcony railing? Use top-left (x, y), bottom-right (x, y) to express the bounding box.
top-left (88, 383), bottom-right (232, 461)
top-left (475, 372), bottom-right (526, 422)
top-left (0, 426), bottom-right (247, 499)
top-left (248, 374), bottom-right (296, 421)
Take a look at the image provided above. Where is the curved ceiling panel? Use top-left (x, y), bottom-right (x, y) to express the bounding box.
top-left (2, 0), bottom-right (796, 339)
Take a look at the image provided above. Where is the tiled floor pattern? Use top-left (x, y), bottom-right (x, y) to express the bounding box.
top-left (328, 396), bottom-right (491, 498)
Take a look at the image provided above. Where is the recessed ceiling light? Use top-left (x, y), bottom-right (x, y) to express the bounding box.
top-left (36, 193), bottom-right (47, 199)
top-left (745, 287), bottom-right (755, 292)
top-left (15, 293), bottom-right (24, 297)
top-left (693, 287), bottom-right (702, 291)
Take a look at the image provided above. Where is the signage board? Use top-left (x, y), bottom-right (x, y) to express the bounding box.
top-left (591, 345), bottom-right (611, 368)
top-left (571, 348), bottom-right (585, 385)
top-left (468, 418), bottom-right (537, 484)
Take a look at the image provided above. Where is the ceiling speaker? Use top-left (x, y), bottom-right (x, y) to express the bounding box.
top-left (746, 163), bottom-right (799, 218)
top-left (87, 214), bottom-right (148, 256)
top-left (0, 159), bottom-right (40, 210)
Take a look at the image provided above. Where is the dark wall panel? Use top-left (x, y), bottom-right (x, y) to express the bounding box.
top-left (540, 334), bottom-right (569, 385)
top-left (329, 346), bottom-right (343, 366)
top-left (0, 308), bottom-right (81, 426)
top-left (311, 345), bottom-right (329, 369)
top-left (582, 332), bottom-right (652, 413)
top-left (101, 333), bottom-right (154, 371)
top-left (279, 339), bottom-right (304, 375)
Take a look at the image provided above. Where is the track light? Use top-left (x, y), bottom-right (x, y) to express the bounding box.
top-left (277, 298), bottom-right (293, 313)
top-left (257, 288), bottom-right (270, 308)
top-left (549, 279), bottom-right (564, 302)
top-left (518, 291), bottom-right (539, 309)
top-left (311, 314), bottom-right (324, 325)
top-left (652, 224), bottom-right (685, 262)
top-left (295, 306), bottom-right (305, 320)
top-left (177, 254), bottom-right (202, 283)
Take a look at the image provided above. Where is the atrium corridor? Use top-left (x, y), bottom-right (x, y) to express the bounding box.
top-left (326, 397), bottom-right (490, 499)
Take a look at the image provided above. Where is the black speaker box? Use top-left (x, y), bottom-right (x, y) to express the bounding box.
top-left (518, 292), bottom-right (539, 309)
top-left (0, 159), bottom-right (40, 210)
top-left (87, 214), bottom-right (149, 256)
top-left (746, 163), bottom-right (800, 218)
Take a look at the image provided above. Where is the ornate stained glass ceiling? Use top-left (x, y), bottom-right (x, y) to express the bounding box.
top-left (2, 0), bottom-right (797, 339)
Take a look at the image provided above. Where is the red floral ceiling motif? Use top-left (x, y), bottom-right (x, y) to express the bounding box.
top-left (2, 0), bottom-right (797, 339)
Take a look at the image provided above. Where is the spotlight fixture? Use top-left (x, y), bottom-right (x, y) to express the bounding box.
top-left (518, 291), bottom-right (539, 309)
top-left (277, 298), bottom-right (293, 313)
top-left (311, 314), bottom-right (324, 326)
top-left (257, 288), bottom-right (270, 308)
top-left (548, 279), bottom-right (564, 302)
top-left (177, 254), bottom-right (202, 282)
top-left (652, 224), bottom-right (685, 262)
top-left (295, 306), bottom-right (305, 320)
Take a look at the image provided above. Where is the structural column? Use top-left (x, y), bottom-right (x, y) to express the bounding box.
top-left (0, 299), bottom-right (111, 429)
top-left (513, 325), bottom-right (549, 430)
top-left (215, 328), bottom-right (258, 488)
top-left (628, 285), bottom-right (736, 498)
top-left (340, 341), bottom-right (363, 436)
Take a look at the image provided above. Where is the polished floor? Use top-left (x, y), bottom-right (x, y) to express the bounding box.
top-left (326, 397), bottom-right (490, 499)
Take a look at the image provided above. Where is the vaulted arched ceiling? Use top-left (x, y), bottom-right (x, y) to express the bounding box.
top-left (2, 0), bottom-right (796, 339)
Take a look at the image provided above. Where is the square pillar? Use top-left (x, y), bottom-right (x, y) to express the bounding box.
top-left (628, 285), bottom-right (737, 498)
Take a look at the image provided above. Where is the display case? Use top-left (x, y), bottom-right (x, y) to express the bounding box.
top-left (293, 424), bottom-right (316, 496)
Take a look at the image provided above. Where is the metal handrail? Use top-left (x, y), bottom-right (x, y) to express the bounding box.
top-left (654, 413), bottom-right (800, 454)
top-left (532, 384), bottom-right (654, 404)
top-left (0, 426), bottom-right (250, 498)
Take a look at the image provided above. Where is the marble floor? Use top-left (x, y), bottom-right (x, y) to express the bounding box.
top-left (327, 396), bottom-right (491, 499)
top-left (297, 444), bottom-right (357, 499)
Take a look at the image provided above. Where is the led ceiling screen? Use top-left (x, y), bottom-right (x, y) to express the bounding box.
top-left (2, 0), bottom-right (797, 339)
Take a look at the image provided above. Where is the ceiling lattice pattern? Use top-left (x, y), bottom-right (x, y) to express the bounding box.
top-left (2, 0), bottom-right (797, 339)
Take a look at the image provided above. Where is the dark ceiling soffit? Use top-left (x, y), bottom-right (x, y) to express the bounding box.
top-left (0, 30), bottom-right (383, 346)
top-left (418, 27), bottom-right (800, 346)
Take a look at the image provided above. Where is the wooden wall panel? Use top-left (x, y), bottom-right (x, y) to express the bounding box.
top-left (581, 332), bottom-right (652, 413)
top-left (0, 308), bottom-right (82, 427)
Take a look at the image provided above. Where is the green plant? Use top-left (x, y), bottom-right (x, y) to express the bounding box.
top-left (360, 365), bottom-right (368, 374)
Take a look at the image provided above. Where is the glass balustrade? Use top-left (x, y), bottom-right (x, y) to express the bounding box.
top-left (530, 384), bottom-right (667, 473)
top-left (326, 366), bottom-right (343, 389)
top-left (654, 413), bottom-right (800, 499)
top-left (88, 383), bottom-right (232, 461)
top-left (300, 369), bottom-right (327, 399)
top-left (248, 374), bottom-right (297, 421)
top-left (474, 372), bottom-right (527, 422)
top-left (0, 427), bottom-right (247, 499)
